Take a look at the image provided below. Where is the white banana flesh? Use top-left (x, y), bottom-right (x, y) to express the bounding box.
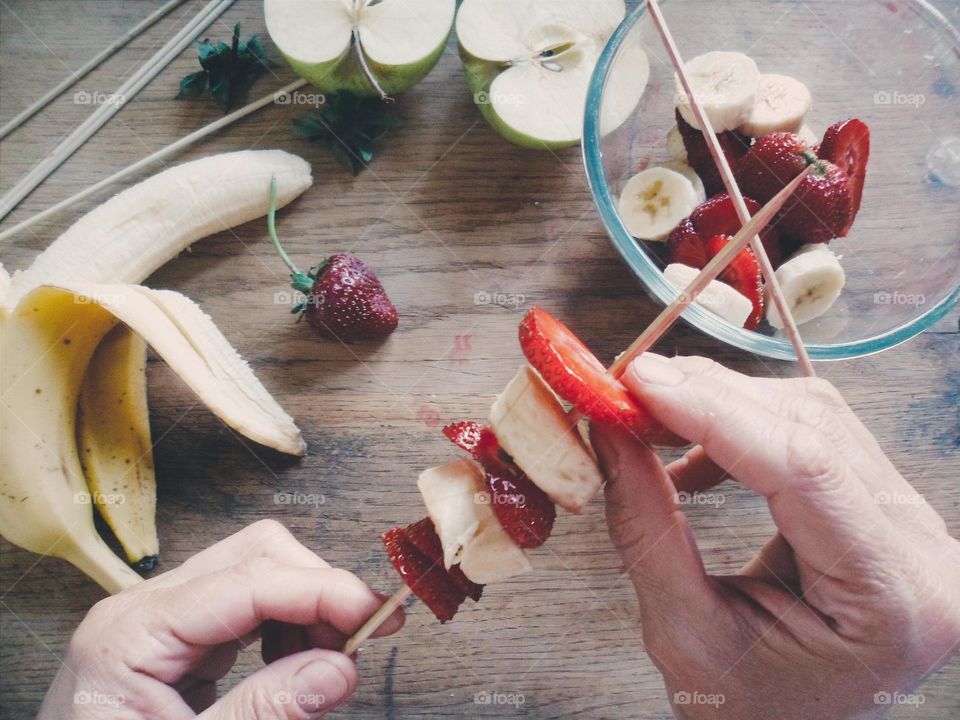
top-left (618, 166), bottom-right (700, 241)
top-left (77, 325), bottom-right (158, 568)
top-left (766, 244), bottom-right (845, 329)
top-left (660, 160), bottom-right (707, 203)
top-left (490, 365), bottom-right (603, 514)
top-left (674, 51), bottom-right (760, 132)
top-left (8, 150), bottom-right (312, 305)
top-left (417, 459), bottom-right (531, 584)
top-left (664, 263), bottom-right (753, 328)
top-left (666, 124), bottom-right (686, 162)
top-left (740, 73), bottom-right (812, 137)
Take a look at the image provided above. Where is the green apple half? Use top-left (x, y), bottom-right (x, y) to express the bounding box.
top-left (264, 0), bottom-right (456, 98)
top-left (456, 0), bottom-right (649, 149)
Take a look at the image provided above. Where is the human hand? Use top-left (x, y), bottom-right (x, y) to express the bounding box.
top-left (591, 354), bottom-right (960, 720)
top-left (39, 520), bottom-right (404, 719)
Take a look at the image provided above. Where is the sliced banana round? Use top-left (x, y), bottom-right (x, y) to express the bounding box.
top-left (740, 73), bottom-right (812, 137)
top-left (663, 262), bottom-right (753, 327)
top-left (666, 124), bottom-right (686, 161)
top-left (674, 51), bottom-right (760, 132)
top-left (660, 160), bottom-right (707, 203)
top-left (619, 166), bottom-right (700, 241)
top-left (766, 244), bottom-right (845, 329)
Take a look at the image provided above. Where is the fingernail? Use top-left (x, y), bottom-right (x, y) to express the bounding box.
top-left (631, 354), bottom-right (685, 386)
top-left (294, 658), bottom-right (349, 713)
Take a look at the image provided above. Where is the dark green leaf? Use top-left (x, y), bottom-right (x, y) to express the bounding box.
top-left (176, 71), bottom-right (208, 99)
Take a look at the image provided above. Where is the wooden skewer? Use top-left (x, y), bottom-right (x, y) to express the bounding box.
top-left (0, 78), bottom-right (307, 243)
top-left (341, 172), bottom-right (811, 654)
top-left (0, 0), bottom-right (235, 223)
top-left (0, 0), bottom-right (187, 141)
top-left (342, 585), bottom-right (412, 656)
top-left (647, 0), bottom-right (815, 377)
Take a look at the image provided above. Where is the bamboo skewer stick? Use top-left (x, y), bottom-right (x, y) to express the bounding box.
top-left (0, 0), bottom-right (187, 141)
top-left (646, 0), bottom-right (815, 377)
top-left (0, 0), bottom-right (235, 223)
top-left (341, 174), bottom-right (811, 655)
top-left (0, 77), bottom-right (307, 243)
top-left (342, 586), bottom-right (412, 656)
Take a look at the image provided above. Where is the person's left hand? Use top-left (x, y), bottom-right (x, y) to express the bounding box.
top-left (39, 519), bottom-right (404, 719)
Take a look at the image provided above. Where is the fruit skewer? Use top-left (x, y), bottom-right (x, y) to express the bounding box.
top-left (646, 0), bottom-right (816, 377)
top-left (342, 173), bottom-right (812, 655)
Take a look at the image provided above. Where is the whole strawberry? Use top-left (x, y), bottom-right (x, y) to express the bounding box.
top-left (267, 178), bottom-right (397, 341)
top-left (676, 110), bottom-right (751, 196)
top-left (304, 253), bottom-right (398, 341)
top-left (736, 131), bottom-right (810, 204)
top-left (776, 160), bottom-right (854, 245)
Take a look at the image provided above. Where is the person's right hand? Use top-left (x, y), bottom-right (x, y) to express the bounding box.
top-left (591, 354), bottom-right (960, 720)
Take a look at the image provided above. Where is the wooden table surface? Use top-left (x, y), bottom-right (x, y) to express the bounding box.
top-left (1, 1), bottom-right (958, 718)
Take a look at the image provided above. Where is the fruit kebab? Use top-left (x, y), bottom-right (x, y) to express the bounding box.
top-left (342, 173), bottom-right (812, 654)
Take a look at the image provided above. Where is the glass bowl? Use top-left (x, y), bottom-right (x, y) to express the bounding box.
top-left (583, 0), bottom-right (960, 360)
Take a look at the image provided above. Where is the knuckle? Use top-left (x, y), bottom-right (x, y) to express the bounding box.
top-left (249, 518), bottom-right (292, 541)
top-left (779, 393), bottom-right (835, 430)
top-left (236, 555), bottom-right (279, 583)
top-left (674, 355), bottom-right (720, 377)
top-left (801, 377), bottom-right (847, 409)
top-left (785, 425), bottom-right (843, 488)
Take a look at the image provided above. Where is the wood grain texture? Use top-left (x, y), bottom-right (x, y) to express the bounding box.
top-left (1, 1), bottom-right (958, 719)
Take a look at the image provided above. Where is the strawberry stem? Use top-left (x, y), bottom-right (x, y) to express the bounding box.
top-left (268, 176), bottom-right (314, 294)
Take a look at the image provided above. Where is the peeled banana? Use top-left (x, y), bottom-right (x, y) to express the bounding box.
top-left (0, 151), bottom-right (313, 592)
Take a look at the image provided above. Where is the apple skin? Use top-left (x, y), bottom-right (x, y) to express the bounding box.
top-left (281, 33), bottom-right (450, 97)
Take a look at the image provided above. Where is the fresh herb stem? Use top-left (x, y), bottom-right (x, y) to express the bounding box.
top-left (268, 176), bottom-right (315, 293)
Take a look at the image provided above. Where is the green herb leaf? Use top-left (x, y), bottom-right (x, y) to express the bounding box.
top-left (175, 22), bottom-right (274, 113)
top-left (293, 91), bottom-right (401, 175)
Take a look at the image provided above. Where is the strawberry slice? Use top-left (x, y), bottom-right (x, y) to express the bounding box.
top-left (518, 307), bottom-right (659, 438)
top-left (818, 119), bottom-right (870, 232)
top-left (382, 525), bottom-right (466, 622)
top-left (404, 517), bottom-right (482, 602)
top-left (705, 235), bottom-right (764, 329)
top-left (443, 421), bottom-right (556, 549)
top-left (690, 193), bottom-right (782, 268)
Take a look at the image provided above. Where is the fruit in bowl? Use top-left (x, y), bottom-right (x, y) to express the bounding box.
top-left (615, 49), bottom-right (870, 331)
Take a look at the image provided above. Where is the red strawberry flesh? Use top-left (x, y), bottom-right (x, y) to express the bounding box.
top-left (676, 111), bottom-right (751, 196)
top-left (736, 132), bottom-right (810, 205)
top-left (382, 525), bottom-right (466, 622)
top-left (518, 307), bottom-right (660, 438)
top-left (306, 253), bottom-right (398, 341)
top-left (776, 160), bottom-right (854, 245)
top-left (443, 421), bottom-right (556, 549)
top-left (404, 517), bottom-right (483, 602)
top-left (818, 119), bottom-right (869, 232)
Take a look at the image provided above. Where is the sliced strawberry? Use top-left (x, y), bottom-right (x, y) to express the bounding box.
top-left (666, 218), bottom-right (707, 268)
top-left (404, 517), bottom-right (482, 602)
top-left (382, 525), bottom-right (466, 622)
top-left (690, 194), bottom-right (782, 268)
top-left (676, 111), bottom-right (752, 196)
top-left (518, 307), bottom-right (659, 438)
top-left (818, 119), bottom-right (869, 232)
top-left (443, 421), bottom-right (556, 549)
top-left (705, 235), bottom-right (764, 329)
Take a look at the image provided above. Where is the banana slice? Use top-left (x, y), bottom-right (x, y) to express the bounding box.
top-left (797, 123), bottom-right (819, 148)
top-left (675, 51), bottom-right (760, 132)
top-left (663, 263), bottom-right (753, 327)
top-left (740, 73), bottom-right (812, 137)
top-left (666, 124), bottom-right (686, 162)
top-left (660, 160), bottom-right (707, 203)
top-left (766, 245), bottom-right (845, 328)
top-left (619, 166), bottom-right (700, 241)
top-left (490, 365), bottom-right (603, 514)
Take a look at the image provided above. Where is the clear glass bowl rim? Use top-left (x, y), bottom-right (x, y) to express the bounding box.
top-left (581, 0), bottom-right (960, 361)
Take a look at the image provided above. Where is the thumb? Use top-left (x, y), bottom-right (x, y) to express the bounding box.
top-left (591, 424), bottom-right (711, 619)
top-left (198, 649), bottom-right (357, 720)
